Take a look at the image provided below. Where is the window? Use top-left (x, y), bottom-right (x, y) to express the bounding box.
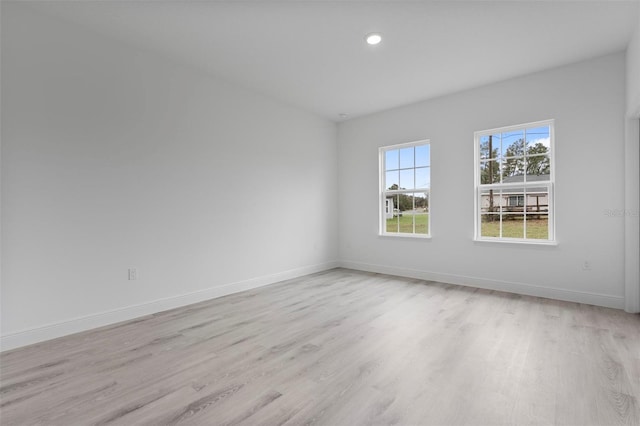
top-left (474, 120), bottom-right (554, 243)
top-left (379, 140), bottom-right (430, 237)
top-left (508, 195), bottom-right (524, 207)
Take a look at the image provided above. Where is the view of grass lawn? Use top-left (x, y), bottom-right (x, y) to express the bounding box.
top-left (386, 213), bottom-right (429, 234)
top-left (481, 217), bottom-right (548, 239)
top-left (386, 214), bottom-right (547, 238)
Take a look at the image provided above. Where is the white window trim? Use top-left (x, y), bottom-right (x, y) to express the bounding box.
top-left (379, 139), bottom-right (431, 238)
top-left (473, 119), bottom-right (556, 245)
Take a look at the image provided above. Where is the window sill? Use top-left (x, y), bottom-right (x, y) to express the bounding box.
top-left (379, 233), bottom-right (432, 240)
top-left (473, 238), bottom-right (558, 246)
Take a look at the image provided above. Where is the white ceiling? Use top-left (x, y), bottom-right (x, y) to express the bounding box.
top-left (22, 0), bottom-right (640, 121)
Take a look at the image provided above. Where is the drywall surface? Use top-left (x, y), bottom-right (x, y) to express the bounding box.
top-left (338, 53), bottom-right (627, 308)
top-left (624, 9), bottom-right (640, 312)
top-left (627, 8), bottom-right (640, 117)
top-left (1, 4), bottom-right (338, 348)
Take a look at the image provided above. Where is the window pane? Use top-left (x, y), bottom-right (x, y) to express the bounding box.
top-left (399, 147), bottom-right (414, 169)
top-left (385, 170), bottom-right (399, 190)
top-left (414, 192), bottom-right (429, 234)
top-left (501, 130), bottom-right (525, 158)
top-left (524, 188), bottom-right (549, 215)
top-left (415, 213), bottom-right (428, 235)
top-left (480, 188), bottom-right (501, 213)
top-left (415, 144), bottom-right (430, 167)
top-left (415, 167), bottom-right (430, 189)
top-left (502, 214), bottom-right (524, 238)
top-left (526, 126), bottom-right (550, 153)
top-left (525, 155), bottom-right (550, 180)
top-left (526, 214), bottom-right (548, 239)
top-left (385, 195), bottom-right (399, 233)
top-left (385, 150), bottom-right (399, 170)
top-left (397, 194), bottom-right (414, 234)
top-left (481, 214), bottom-right (500, 237)
top-left (479, 135), bottom-right (499, 160)
top-left (395, 193), bottom-right (412, 215)
top-left (480, 160), bottom-right (500, 184)
top-left (502, 157), bottom-right (525, 181)
top-left (399, 169), bottom-right (414, 189)
top-left (414, 192), bottom-right (429, 212)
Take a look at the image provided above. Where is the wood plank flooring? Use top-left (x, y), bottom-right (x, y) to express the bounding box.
top-left (1, 268), bottom-right (639, 425)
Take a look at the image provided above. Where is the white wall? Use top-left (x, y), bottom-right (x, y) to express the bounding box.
top-left (338, 53), bottom-right (627, 308)
top-left (627, 8), bottom-right (640, 117)
top-left (624, 8), bottom-right (640, 313)
top-left (1, 4), bottom-right (338, 349)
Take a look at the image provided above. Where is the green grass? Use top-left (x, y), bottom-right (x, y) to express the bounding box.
top-left (386, 213), bottom-right (429, 234)
top-left (481, 217), bottom-right (548, 239)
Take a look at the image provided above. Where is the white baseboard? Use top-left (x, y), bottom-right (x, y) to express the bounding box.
top-left (2, 259), bottom-right (625, 352)
top-left (0, 261), bottom-right (339, 352)
top-left (339, 260), bottom-right (625, 310)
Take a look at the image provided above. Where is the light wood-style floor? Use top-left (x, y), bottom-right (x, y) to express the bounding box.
top-left (1, 269), bottom-right (639, 426)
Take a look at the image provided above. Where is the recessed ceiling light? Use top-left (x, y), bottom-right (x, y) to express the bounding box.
top-left (338, 113), bottom-right (349, 119)
top-left (365, 33), bottom-right (382, 45)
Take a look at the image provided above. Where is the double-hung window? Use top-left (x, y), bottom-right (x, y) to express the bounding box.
top-left (379, 140), bottom-right (430, 237)
top-left (474, 120), bottom-right (555, 243)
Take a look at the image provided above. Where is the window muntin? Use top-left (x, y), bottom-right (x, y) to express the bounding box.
top-left (380, 140), bottom-right (430, 237)
top-left (475, 121), bottom-right (554, 243)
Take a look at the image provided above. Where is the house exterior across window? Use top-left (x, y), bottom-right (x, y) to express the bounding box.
top-left (384, 198), bottom-right (395, 219)
top-left (474, 120), bottom-right (555, 243)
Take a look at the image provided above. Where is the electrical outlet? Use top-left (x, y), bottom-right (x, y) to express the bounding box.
top-left (128, 268), bottom-right (138, 280)
top-left (582, 261), bottom-right (592, 271)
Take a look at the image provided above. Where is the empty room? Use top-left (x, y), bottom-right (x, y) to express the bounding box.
top-left (1, 1), bottom-right (639, 425)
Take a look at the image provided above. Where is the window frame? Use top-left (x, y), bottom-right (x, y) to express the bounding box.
top-left (473, 120), bottom-right (556, 244)
top-left (379, 139), bottom-right (431, 238)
